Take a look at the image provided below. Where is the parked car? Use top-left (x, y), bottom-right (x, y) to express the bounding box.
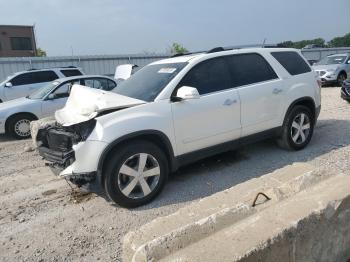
top-left (312, 53), bottom-right (350, 86)
top-left (36, 48), bottom-right (321, 207)
top-left (0, 75), bottom-right (116, 139)
top-left (302, 44), bottom-right (322, 49)
top-left (341, 77), bottom-right (350, 102)
top-left (0, 67), bottom-right (84, 103)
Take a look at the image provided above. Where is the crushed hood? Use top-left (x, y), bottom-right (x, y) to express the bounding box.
top-left (55, 84), bottom-right (145, 126)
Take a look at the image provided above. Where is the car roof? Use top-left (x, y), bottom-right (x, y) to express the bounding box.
top-left (11, 67), bottom-right (82, 76)
top-left (54, 75), bottom-right (115, 84)
top-left (151, 47), bottom-right (299, 65)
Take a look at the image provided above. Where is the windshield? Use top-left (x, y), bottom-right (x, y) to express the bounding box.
top-left (28, 81), bottom-right (61, 99)
top-left (113, 62), bottom-right (188, 102)
top-left (316, 55), bottom-right (347, 65)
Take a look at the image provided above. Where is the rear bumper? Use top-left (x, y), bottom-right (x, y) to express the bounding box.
top-left (315, 105), bottom-right (321, 120)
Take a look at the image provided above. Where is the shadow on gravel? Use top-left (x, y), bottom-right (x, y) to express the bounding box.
top-left (137, 119), bottom-right (350, 210)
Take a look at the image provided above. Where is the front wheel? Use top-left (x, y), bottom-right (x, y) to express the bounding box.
top-left (337, 72), bottom-right (347, 86)
top-left (7, 114), bottom-right (36, 139)
top-left (277, 105), bottom-right (314, 150)
top-left (104, 140), bottom-right (168, 208)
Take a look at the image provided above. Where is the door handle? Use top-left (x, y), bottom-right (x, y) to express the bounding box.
top-left (273, 88), bottom-right (283, 94)
top-left (223, 99), bottom-right (237, 106)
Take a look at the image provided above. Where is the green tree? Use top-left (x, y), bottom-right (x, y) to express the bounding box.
top-left (36, 48), bottom-right (47, 57)
top-left (170, 42), bottom-right (188, 54)
top-left (277, 38), bottom-right (326, 49)
top-left (328, 33), bottom-right (350, 47)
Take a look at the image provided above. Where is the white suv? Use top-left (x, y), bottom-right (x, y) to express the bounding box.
top-left (0, 67), bottom-right (84, 102)
top-left (36, 48), bottom-right (321, 207)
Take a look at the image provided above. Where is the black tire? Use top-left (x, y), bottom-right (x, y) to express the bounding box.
top-left (277, 105), bottom-right (314, 151)
top-left (337, 72), bottom-right (347, 86)
top-left (104, 140), bottom-right (169, 208)
top-left (7, 114), bottom-right (36, 139)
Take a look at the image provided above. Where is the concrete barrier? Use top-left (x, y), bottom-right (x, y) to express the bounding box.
top-left (123, 163), bottom-right (350, 262)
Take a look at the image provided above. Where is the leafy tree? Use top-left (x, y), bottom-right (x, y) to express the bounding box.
top-left (170, 42), bottom-right (188, 54)
top-left (36, 48), bottom-right (47, 57)
top-left (277, 38), bottom-right (326, 49)
top-left (328, 33), bottom-right (350, 47)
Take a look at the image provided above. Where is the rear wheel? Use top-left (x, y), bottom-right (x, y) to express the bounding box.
top-left (104, 140), bottom-right (168, 208)
top-left (7, 114), bottom-right (36, 139)
top-left (277, 105), bottom-right (314, 150)
top-left (337, 72), bottom-right (347, 86)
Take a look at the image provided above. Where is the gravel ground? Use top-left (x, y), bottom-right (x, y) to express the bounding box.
top-left (0, 87), bottom-right (349, 261)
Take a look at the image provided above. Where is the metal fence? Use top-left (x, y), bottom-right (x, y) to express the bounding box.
top-left (301, 47), bottom-right (350, 61)
top-left (0, 54), bottom-right (169, 81)
top-left (1, 47), bottom-right (350, 81)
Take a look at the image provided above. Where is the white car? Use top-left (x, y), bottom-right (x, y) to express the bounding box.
top-left (36, 47), bottom-right (321, 207)
top-left (0, 67), bottom-right (84, 102)
top-left (0, 75), bottom-right (116, 139)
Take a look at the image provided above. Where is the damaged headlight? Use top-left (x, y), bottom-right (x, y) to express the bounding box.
top-left (70, 119), bottom-right (97, 142)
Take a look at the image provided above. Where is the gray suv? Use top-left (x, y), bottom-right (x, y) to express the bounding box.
top-left (312, 53), bottom-right (350, 86)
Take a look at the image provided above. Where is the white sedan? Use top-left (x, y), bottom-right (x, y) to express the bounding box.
top-left (0, 75), bottom-right (117, 139)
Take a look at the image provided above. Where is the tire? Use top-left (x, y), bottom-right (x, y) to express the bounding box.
top-left (7, 114), bottom-right (36, 139)
top-left (104, 140), bottom-right (169, 208)
top-left (277, 105), bottom-right (314, 151)
top-left (337, 72), bottom-right (347, 86)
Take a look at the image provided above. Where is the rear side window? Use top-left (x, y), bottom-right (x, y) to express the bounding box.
top-left (225, 53), bottom-right (278, 87)
top-left (11, 71), bottom-right (58, 86)
top-left (271, 51), bottom-right (311, 75)
top-left (178, 57), bottom-right (231, 95)
top-left (36, 71), bottom-right (59, 82)
top-left (61, 69), bottom-right (83, 77)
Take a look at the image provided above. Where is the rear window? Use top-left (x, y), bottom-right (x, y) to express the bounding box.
top-left (271, 51), bottom-right (311, 76)
top-left (61, 69), bottom-right (83, 77)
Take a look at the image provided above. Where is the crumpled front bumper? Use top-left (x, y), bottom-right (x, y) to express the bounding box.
top-left (36, 124), bottom-right (108, 192)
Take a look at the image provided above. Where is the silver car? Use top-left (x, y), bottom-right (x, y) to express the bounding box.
top-left (312, 53), bottom-right (350, 86)
top-left (0, 75), bottom-right (116, 139)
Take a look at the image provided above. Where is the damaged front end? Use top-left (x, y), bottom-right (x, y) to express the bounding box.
top-left (36, 119), bottom-right (97, 187)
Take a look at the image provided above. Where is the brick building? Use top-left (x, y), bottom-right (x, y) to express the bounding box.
top-left (0, 25), bottom-right (37, 57)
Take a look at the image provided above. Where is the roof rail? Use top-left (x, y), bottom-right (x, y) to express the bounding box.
top-left (26, 65), bottom-right (77, 71)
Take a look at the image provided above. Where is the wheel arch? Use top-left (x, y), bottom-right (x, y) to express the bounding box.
top-left (283, 97), bottom-right (316, 126)
top-left (97, 130), bottom-right (177, 185)
top-left (5, 112), bottom-right (38, 133)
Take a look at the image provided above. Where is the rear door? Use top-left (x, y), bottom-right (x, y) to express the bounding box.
top-left (171, 56), bottom-right (241, 155)
top-left (226, 53), bottom-right (283, 137)
top-left (4, 71), bottom-right (58, 101)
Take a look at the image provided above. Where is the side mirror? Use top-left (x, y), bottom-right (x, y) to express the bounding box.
top-left (47, 94), bottom-right (56, 100)
top-left (174, 86), bottom-right (200, 101)
top-left (5, 82), bottom-right (12, 88)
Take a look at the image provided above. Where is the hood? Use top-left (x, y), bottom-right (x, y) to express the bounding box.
top-left (55, 84), bottom-right (145, 126)
top-left (312, 64), bottom-right (339, 71)
top-left (0, 97), bottom-right (38, 111)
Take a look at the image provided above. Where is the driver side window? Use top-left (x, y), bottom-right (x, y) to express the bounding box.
top-left (52, 81), bottom-right (78, 99)
top-left (178, 57), bottom-right (231, 95)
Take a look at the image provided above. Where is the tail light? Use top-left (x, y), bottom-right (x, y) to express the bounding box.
top-left (317, 79), bottom-right (322, 88)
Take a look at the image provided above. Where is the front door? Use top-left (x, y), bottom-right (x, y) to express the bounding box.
top-left (171, 56), bottom-right (241, 155)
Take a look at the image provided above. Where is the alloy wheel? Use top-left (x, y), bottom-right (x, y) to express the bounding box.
top-left (290, 113), bottom-right (311, 145)
top-left (117, 153), bottom-right (161, 199)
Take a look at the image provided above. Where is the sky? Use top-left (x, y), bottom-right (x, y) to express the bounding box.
top-left (0, 0), bottom-right (349, 56)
